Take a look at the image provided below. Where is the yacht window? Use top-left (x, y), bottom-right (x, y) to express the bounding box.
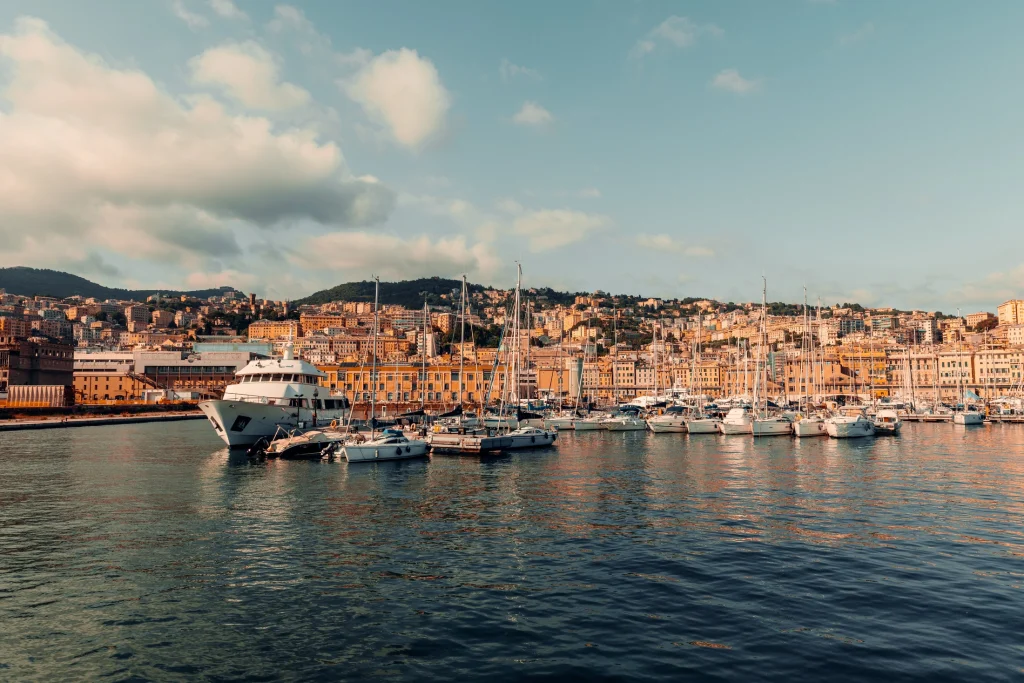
top-left (272, 374), bottom-right (282, 382)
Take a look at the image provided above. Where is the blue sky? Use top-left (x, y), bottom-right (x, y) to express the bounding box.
top-left (0, 1), bottom-right (1022, 311)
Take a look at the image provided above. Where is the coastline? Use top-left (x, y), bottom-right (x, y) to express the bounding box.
top-left (0, 412), bottom-right (204, 432)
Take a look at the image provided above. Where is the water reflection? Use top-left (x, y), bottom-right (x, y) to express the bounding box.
top-left (2, 421), bottom-right (1024, 680)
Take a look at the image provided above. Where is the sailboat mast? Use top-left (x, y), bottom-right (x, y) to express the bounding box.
top-left (458, 275), bottom-right (467, 410)
top-left (370, 276), bottom-right (379, 431)
top-left (421, 300), bottom-right (428, 408)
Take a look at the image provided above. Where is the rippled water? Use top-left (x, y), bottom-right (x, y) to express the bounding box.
top-left (2, 421), bottom-right (1024, 681)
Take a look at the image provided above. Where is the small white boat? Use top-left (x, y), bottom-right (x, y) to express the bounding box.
top-left (647, 407), bottom-right (687, 433)
top-left (752, 416), bottom-right (792, 436)
top-left (502, 426), bottom-right (558, 449)
top-left (872, 409), bottom-right (902, 435)
top-left (685, 417), bottom-right (721, 434)
top-left (718, 407), bottom-right (753, 435)
top-left (826, 408), bottom-right (874, 438)
top-left (572, 416), bottom-right (607, 431)
top-left (792, 415), bottom-right (828, 438)
top-left (343, 429), bottom-right (429, 462)
top-left (604, 415), bottom-right (648, 431)
top-left (544, 413), bottom-right (578, 430)
top-left (952, 408), bottom-right (984, 426)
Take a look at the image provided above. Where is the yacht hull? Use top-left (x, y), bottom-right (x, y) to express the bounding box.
top-left (752, 420), bottom-right (792, 436)
top-left (953, 413), bottom-right (984, 426)
top-left (544, 417), bottom-right (576, 430)
top-left (685, 419), bottom-right (721, 434)
top-left (503, 430), bottom-right (558, 449)
top-left (719, 420), bottom-right (752, 435)
top-left (344, 440), bottom-right (429, 462)
top-left (200, 400), bottom-right (347, 448)
top-left (793, 419), bottom-right (828, 437)
top-left (647, 419), bottom-right (687, 433)
top-left (826, 420), bottom-right (874, 438)
top-left (572, 419), bottom-right (606, 431)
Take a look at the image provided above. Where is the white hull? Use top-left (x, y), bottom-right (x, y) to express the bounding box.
top-left (752, 419), bottom-right (792, 436)
top-left (572, 419), bottom-right (606, 431)
top-left (604, 419), bottom-right (647, 431)
top-left (826, 419), bottom-right (874, 438)
top-left (200, 400), bottom-right (347, 447)
top-left (953, 412), bottom-right (984, 425)
top-left (719, 420), bottom-right (752, 435)
top-left (344, 439), bottom-right (429, 462)
top-left (503, 429), bottom-right (558, 449)
top-left (647, 419), bottom-right (687, 433)
top-left (685, 419), bottom-right (720, 434)
top-left (793, 419), bottom-right (828, 437)
top-left (544, 417), bottom-right (576, 430)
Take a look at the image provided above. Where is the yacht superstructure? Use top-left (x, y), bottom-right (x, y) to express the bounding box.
top-left (200, 354), bottom-right (349, 447)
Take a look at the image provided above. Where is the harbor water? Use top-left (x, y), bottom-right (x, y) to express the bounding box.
top-left (2, 421), bottom-right (1023, 680)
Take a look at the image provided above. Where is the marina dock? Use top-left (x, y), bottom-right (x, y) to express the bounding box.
top-left (0, 412), bottom-right (204, 432)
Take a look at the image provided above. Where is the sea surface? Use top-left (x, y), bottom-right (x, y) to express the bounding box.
top-left (2, 420), bottom-right (1023, 681)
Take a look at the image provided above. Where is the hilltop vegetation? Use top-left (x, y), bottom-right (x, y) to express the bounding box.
top-left (296, 277), bottom-right (489, 308)
top-left (0, 267), bottom-right (239, 301)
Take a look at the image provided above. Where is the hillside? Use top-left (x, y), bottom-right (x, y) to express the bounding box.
top-left (0, 267), bottom-right (239, 301)
top-left (296, 277), bottom-right (490, 308)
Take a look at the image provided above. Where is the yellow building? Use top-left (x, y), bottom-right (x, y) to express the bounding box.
top-left (248, 319), bottom-right (302, 341)
top-left (997, 299), bottom-right (1024, 326)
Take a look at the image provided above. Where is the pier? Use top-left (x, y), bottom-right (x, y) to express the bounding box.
top-left (0, 412), bottom-right (204, 432)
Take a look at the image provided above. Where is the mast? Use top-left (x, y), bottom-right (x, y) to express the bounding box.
top-left (369, 276), bottom-right (379, 433)
top-left (421, 299), bottom-right (428, 408)
top-left (753, 277), bottom-right (767, 421)
top-left (458, 275), bottom-right (467, 413)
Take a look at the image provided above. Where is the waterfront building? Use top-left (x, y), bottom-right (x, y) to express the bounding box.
top-left (247, 319), bottom-right (302, 342)
top-left (997, 300), bottom-right (1024, 327)
top-left (0, 336), bottom-right (75, 406)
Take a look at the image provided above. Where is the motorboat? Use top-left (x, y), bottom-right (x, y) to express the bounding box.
top-left (826, 408), bottom-right (874, 438)
top-left (752, 415), bottom-right (792, 437)
top-left (685, 416), bottom-right (721, 434)
top-left (200, 350), bottom-right (349, 448)
top-left (872, 409), bottom-right (902, 435)
top-left (572, 415), bottom-right (607, 431)
top-left (792, 414), bottom-right (828, 438)
top-left (343, 429), bottom-right (429, 462)
top-left (647, 406), bottom-right (687, 433)
top-left (603, 415), bottom-right (648, 431)
top-left (952, 406), bottom-right (984, 426)
top-left (259, 427), bottom-right (349, 458)
top-left (502, 426), bottom-right (558, 449)
top-left (718, 406), bottom-right (753, 435)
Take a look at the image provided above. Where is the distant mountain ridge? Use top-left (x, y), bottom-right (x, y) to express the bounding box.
top-left (0, 267), bottom-right (240, 301)
top-left (296, 278), bottom-right (488, 309)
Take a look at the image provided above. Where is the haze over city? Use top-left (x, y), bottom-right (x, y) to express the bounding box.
top-left (1, 0), bottom-right (1022, 309)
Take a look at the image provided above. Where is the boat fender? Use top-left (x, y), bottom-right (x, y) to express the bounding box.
top-left (405, 446), bottom-right (410, 453)
top-left (396, 448), bottom-right (403, 457)
top-left (531, 435), bottom-right (535, 443)
top-left (330, 420), bottom-right (338, 428)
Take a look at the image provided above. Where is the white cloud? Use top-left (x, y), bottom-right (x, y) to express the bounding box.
top-left (513, 101), bottom-right (554, 126)
top-left (579, 187), bottom-right (601, 198)
top-left (0, 17), bottom-right (395, 274)
top-left (636, 234), bottom-right (714, 257)
top-left (171, 0), bottom-right (208, 29)
top-left (513, 210), bottom-right (610, 252)
top-left (496, 198), bottom-right (524, 215)
top-left (500, 58), bottom-right (541, 81)
top-left (631, 16), bottom-right (722, 58)
top-left (190, 41), bottom-right (310, 110)
top-left (209, 0), bottom-right (247, 20)
top-left (711, 68), bottom-right (761, 95)
top-left (839, 22), bottom-right (875, 46)
top-left (343, 48), bottom-right (450, 148)
top-left (297, 232), bottom-right (499, 279)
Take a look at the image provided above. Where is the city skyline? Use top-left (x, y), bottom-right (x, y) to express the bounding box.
top-left (1, 1), bottom-right (1022, 310)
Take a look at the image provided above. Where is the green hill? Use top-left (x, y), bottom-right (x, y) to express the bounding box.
top-left (296, 277), bottom-right (490, 308)
top-left (0, 267), bottom-right (240, 301)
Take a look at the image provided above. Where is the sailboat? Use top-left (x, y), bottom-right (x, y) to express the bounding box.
top-left (793, 289), bottom-right (827, 437)
top-left (751, 278), bottom-right (792, 436)
top-left (343, 277), bottom-right (429, 462)
top-left (498, 265), bottom-right (558, 449)
top-left (685, 312), bottom-right (721, 433)
top-left (952, 308), bottom-right (984, 426)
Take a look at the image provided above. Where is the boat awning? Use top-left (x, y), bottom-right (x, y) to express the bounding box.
top-left (400, 409), bottom-right (426, 417)
top-left (438, 406), bottom-right (463, 418)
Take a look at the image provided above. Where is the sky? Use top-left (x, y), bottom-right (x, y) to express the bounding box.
top-left (0, 0), bottom-right (1022, 311)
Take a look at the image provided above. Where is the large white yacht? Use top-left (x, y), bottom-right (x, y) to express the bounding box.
top-left (200, 352), bottom-right (349, 448)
